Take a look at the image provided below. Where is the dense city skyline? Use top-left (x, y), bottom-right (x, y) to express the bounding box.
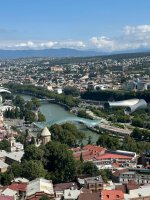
top-left (0, 0), bottom-right (150, 51)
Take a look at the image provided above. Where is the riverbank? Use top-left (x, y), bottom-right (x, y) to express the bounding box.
top-left (20, 94), bottom-right (100, 144)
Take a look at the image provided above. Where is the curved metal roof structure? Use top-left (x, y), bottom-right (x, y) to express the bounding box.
top-left (34, 116), bottom-right (100, 128)
top-left (105, 99), bottom-right (147, 115)
top-left (0, 87), bottom-right (11, 94)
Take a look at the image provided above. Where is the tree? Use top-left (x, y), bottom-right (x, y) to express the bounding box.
top-left (99, 169), bottom-right (112, 182)
top-left (31, 97), bottom-right (41, 109)
top-left (131, 128), bottom-right (143, 141)
top-left (22, 160), bottom-right (46, 180)
top-left (82, 161), bottom-right (100, 176)
top-left (96, 134), bottom-right (119, 150)
top-left (24, 110), bottom-right (36, 123)
top-left (63, 86), bottom-right (80, 97)
top-left (80, 153), bottom-right (83, 162)
top-left (77, 110), bottom-right (93, 120)
top-left (88, 136), bottom-right (92, 144)
top-left (11, 162), bottom-right (23, 177)
top-left (14, 107), bottom-right (19, 118)
top-left (13, 95), bottom-right (25, 107)
top-left (50, 123), bottom-right (85, 147)
top-left (22, 145), bottom-right (44, 161)
top-left (38, 112), bottom-right (46, 122)
top-left (43, 141), bottom-right (76, 183)
top-left (0, 139), bottom-right (11, 152)
top-left (25, 101), bottom-right (33, 110)
top-left (39, 195), bottom-right (51, 200)
top-left (0, 172), bottom-right (14, 186)
top-left (30, 137), bottom-right (35, 145)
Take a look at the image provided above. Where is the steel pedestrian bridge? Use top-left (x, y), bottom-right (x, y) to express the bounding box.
top-left (34, 116), bottom-right (100, 129)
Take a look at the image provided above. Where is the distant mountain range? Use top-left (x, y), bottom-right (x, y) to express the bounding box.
top-left (0, 48), bottom-right (150, 59)
top-left (0, 48), bottom-right (106, 59)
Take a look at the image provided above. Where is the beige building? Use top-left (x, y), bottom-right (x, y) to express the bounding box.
top-left (49, 66), bottom-right (63, 72)
top-left (41, 127), bottom-right (51, 145)
top-left (26, 178), bottom-right (54, 200)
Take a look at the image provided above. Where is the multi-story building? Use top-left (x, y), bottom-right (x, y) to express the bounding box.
top-left (84, 176), bottom-right (103, 192)
top-left (119, 169), bottom-right (150, 185)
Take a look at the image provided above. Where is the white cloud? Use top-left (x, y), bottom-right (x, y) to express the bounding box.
top-left (14, 41), bottom-right (57, 49)
top-left (124, 25), bottom-right (150, 35)
top-left (2, 40), bottom-right (86, 50)
top-left (56, 40), bottom-right (86, 49)
top-left (15, 41), bottom-right (35, 48)
top-left (90, 36), bottom-right (115, 51)
top-left (90, 24), bottom-right (150, 51)
top-left (40, 41), bottom-right (58, 48)
top-left (1, 25), bottom-right (150, 52)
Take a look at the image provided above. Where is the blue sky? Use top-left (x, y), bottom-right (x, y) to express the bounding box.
top-left (0, 0), bottom-right (150, 51)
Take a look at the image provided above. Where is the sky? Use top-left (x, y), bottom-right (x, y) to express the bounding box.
top-left (0, 0), bottom-right (150, 51)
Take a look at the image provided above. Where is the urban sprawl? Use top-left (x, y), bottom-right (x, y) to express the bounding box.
top-left (0, 53), bottom-right (150, 200)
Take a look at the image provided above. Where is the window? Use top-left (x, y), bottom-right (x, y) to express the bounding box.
top-left (90, 184), bottom-right (94, 187)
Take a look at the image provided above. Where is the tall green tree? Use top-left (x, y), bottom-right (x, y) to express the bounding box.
top-left (44, 141), bottom-right (76, 183)
top-left (22, 145), bottom-right (44, 161)
top-left (22, 160), bottom-right (46, 180)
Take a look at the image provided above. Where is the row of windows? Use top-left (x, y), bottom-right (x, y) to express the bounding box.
top-left (121, 178), bottom-right (150, 184)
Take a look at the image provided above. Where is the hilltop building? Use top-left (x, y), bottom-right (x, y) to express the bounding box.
top-left (40, 127), bottom-right (51, 145)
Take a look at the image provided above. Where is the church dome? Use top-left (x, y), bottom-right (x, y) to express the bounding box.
top-left (41, 127), bottom-right (51, 137)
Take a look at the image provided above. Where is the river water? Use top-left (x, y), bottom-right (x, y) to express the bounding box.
top-left (20, 94), bottom-right (99, 144)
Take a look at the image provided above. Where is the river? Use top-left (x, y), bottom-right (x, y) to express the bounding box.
top-left (20, 94), bottom-right (99, 144)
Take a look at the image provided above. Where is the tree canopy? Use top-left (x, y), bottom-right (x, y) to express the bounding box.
top-left (43, 141), bottom-right (76, 183)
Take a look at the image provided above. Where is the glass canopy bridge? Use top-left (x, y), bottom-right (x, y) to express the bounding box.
top-left (34, 116), bottom-right (100, 129)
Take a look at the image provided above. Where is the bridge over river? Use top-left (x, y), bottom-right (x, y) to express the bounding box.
top-left (34, 116), bottom-right (100, 129)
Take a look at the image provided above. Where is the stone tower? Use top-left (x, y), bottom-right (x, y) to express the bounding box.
top-left (41, 127), bottom-right (51, 145)
top-left (9, 134), bottom-right (16, 152)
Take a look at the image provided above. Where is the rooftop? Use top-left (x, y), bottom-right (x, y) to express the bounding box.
top-left (63, 189), bottom-right (80, 200)
top-left (41, 127), bottom-right (51, 136)
top-left (78, 193), bottom-right (101, 200)
top-left (26, 178), bottom-right (54, 197)
top-left (0, 196), bottom-right (14, 200)
top-left (0, 160), bottom-right (9, 169)
top-left (96, 153), bottom-right (132, 160)
top-left (84, 176), bottom-right (103, 184)
top-left (0, 150), bottom-right (24, 162)
top-left (101, 189), bottom-right (124, 200)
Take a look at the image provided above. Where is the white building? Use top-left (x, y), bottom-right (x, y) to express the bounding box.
top-left (26, 178), bottom-right (54, 200)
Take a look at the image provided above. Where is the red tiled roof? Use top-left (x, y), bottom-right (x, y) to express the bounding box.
top-left (8, 183), bottom-right (27, 192)
top-left (72, 145), bottom-right (106, 161)
top-left (78, 193), bottom-right (101, 200)
top-left (26, 192), bottom-right (54, 200)
top-left (127, 180), bottom-right (139, 191)
top-left (101, 189), bottom-right (124, 200)
top-left (73, 150), bottom-right (92, 158)
top-left (112, 163), bottom-right (121, 168)
top-left (83, 145), bottom-right (106, 153)
top-left (73, 149), bottom-right (95, 161)
top-left (113, 169), bottom-right (128, 177)
top-left (0, 196), bottom-right (14, 200)
top-left (96, 153), bottom-right (132, 160)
